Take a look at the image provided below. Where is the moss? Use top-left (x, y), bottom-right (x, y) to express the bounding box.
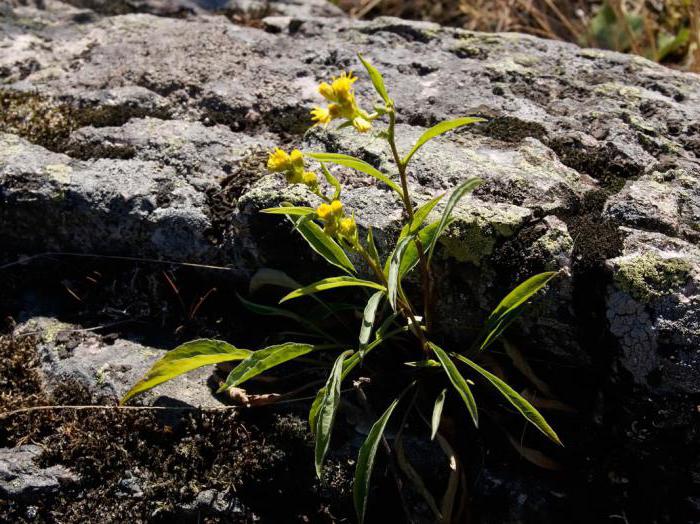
top-left (0, 89), bottom-right (76, 150)
top-left (614, 252), bottom-right (692, 303)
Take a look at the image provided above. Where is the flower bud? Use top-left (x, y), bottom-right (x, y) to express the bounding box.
top-left (330, 200), bottom-right (343, 217)
top-left (302, 171), bottom-right (318, 188)
top-left (339, 216), bottom-right (357, 237)
top-left (316, 203), bottom-right (332, 221)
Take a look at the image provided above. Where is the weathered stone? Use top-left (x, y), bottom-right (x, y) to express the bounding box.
top-left (0, 445), bottom-right (79, 500)
top-left (17, 317), bottom-right (228, 406)
top-left (606, 228), bottom-right (700, 387)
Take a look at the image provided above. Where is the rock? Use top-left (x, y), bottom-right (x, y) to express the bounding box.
top-left (606, 228), bottom-right (699, 387)
top-left (0, 445), bottom-right (79, 500)
top-left (2, 2), bottom-right (700, 522)
top-left (17, 317), bottom-right (228, 406)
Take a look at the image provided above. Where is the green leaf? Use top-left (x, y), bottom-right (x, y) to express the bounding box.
top-left (452, 354), bottom-right (562, 446)
top-left (477, 271), bottom-right (557, 351)
top-left (306, 152), bottom-right (403, 198)
top-left (357, 53), bottom-right (392, 106)
top-left (291, 216), bottom-right (356, 275)
top-left (427, 177), bottom-right (483, 262)
top-left (249, 268), bottom-right (301, 293)
top-left (218, 342), bottom-right (317, 392)
top-left (366, 227), bottom-right (382, 267)
top-left (430, 342), bottom-right (478, 427)
top-left (121, 339), bottom-right (250, 404)
top-left (404, 359), bottom-right (440, 368)
top-left (431, 388), bottom-right (447, 440)
top-left (320, 162), bottom-right (342, 201)
top-left (397, 220), bottom-right (447, 277)
top-left (386, 235), bottom-right (413, 311)
top-left (354, 398), bottom-right (400, 524)
top-left (314, 351), bottom-right (351, 477)
top-left (261, 206), bottom-right (316, 216)
top-left (399, 193), bottom-right (444, 240)
top-left (237, 294), bottom-right (336, 343)
top-left (280, 276), bottom-right (386, 304)
top-left (359, 291), bottom-right (384, 354)
top-left (402, 117), bottom-right (486, 166)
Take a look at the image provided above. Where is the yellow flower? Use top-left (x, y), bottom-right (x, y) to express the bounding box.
top-left (339, 216), bottom-right (356, 237)
top-left (318, 82), bottom-right (334, 101)
top-left (331, 72), bottom-right (357, 104)
top-left (302, 171), bottom-right (318, 188)
top-left (290, 149), bottom-right (304, 170)
top-left (311, 107), bottom-right (331, 125)
top-left (330, 200), bottom-right (343, 217)
top-left (352, 116), bottom-right (372, 133)
top-left (267, 148), bottom-right (290, 172)
top-left (316, 203), bottom-right (332, 221)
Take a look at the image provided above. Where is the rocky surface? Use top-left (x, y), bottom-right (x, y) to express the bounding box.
top-left (1, 0), bottom-right (700, 522)
top-left (0, 445), bottom-right (79, 500)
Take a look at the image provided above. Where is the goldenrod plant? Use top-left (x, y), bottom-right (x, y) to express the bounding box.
top-left (123, 54), bottom-right (562, 522)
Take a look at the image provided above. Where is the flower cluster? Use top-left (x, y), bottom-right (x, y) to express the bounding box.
top-left (316, 200), bottom-right (356, 239)
top-left (311, 72), bottom-right (373, 133)
top-left (267, 148), bottom-right (318, 189)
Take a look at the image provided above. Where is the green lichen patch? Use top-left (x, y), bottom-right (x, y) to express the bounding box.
top-left (613, 252), bottom-right (692, 303)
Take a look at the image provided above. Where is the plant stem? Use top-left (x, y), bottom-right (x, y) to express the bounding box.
top-left (386, 110), bottom-right (435, 345)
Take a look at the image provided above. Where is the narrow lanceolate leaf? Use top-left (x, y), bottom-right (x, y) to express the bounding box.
top-left (430, 342), bottom-right (478, 428)
top-left (402, 117), bottom-right (486, 166)
top-left (249, 268), bottom-right (301, 293)
top-left (398, 220), bottom-right (446, 277)
top-left (399, 193), bottom-right (444, 240)
top-left (452, 354), bottom-right (562, 446)
top-left (306, 152), bottom-right (403, 198)
top-left (359, 291), bottom-right (384, 354)
top-left (387, 235), bottom-right (413, 311)
top-left (426, 177), bottom-right (484, 262)
top-left (121, 339), bottom-right (250, 404)
top-left (357, 53), bottom-right (392, 106)
top-left (280, 276), bottom-right (386, 304)
top-left (431, 389), bottom-right (447, 440)
top-left (354, 398), bottom-right (400, 524)
top-left (320, 162), bottom-right (342, 201)
top-left (291, 216), bottom-right (356, 275)
top-left (314, 351), bottom-right (350, 477)
top-left (366, 228), bottom-right (382, 268)
top-left (218, 342), bottom-right (316, 392)
top-left (237, 294), bottom-right (335, 342)
top-left (261, 206), bottom-right (316, 216)
top-left (477, 271), bottom-right (558, 351)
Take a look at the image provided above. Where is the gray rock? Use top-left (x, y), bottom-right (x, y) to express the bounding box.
top-left (17, 317), bottom-right (229, 406)
top-left (0, 445), bottom-right (79, 500)
top-left (606, 228), bottom-right (700, 388)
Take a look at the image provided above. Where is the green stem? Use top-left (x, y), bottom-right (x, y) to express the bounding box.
top-left (386, 110), bottom-right (435, 345)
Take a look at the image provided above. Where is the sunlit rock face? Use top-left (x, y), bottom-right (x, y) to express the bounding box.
top-left (1, 1), bottom-right (699, 522)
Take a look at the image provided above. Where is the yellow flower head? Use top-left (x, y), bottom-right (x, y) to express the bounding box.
top-left (290, 149), bottom-right (304, 171)
top-left (352, 116), bottom-right (372, 133)
top-left (330, 200), bottom-right (343, 217)
top-left (339, 216), bottom-right (357, 237)
top-left (331, 72), bottom-right (357, 104)
top-left (267, 148), bottom-right (290, 172)
top-left (316, 203), bottom-right (332, 221)
top-left (311, 107), bottom-right (331, 125)
top-left (302, 171), bottom-right (318, 188)
top-left (318, 82), bottom-right (335, 101)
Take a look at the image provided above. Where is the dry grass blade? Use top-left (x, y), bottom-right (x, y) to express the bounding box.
top-left (507, 434), bottom-right (563, 470)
